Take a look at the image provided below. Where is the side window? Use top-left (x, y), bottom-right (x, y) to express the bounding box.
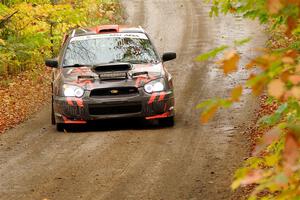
top-left (58, 41), bottom-right (70, 67)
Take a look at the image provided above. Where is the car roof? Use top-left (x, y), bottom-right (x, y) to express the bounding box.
top-left (61, 25), bottom-right (147, 45)
top-left (68, 25), bottom-right (146, 38)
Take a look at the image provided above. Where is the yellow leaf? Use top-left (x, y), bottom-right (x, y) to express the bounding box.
top-left (231, 86), bottom-right (243, 102)
top-left (218, 50), bottom-right (240, 75)
top-left (200, 105), bottom-right (218, 124)
top-left (0, 39), bottom-right (5, 45)
top-left (268, 79), bottom-right (285, 99)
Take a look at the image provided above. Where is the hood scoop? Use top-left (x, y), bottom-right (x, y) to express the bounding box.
top-left (93, 63), bottom-right (132, 81)
top-left (93, 63), bottom-right (132, 73)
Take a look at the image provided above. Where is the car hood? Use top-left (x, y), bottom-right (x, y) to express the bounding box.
top-left (60, 63), bottom-right (164, 90)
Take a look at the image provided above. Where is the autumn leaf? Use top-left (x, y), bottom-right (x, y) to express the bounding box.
top-left (281, 71), bottom-right (292, 82)
top-left (200, 105), bottom-right (218, 124)
top-left (295, 65), bottom-right (300, 72)
top-left (282, 56), bottom-right (294, 64)
top-left (253, 127), bottom-right (281, 155)
top-left (288, 75), bottom-right (300, 85)
top-left (254, 54), bottom-right (278, 70)
top-left (267, 0), bottom-right (283, 14)
top-left (286, 16), bottom-right (298, 36)
top-left (290, 87), bottom-right (300, 99)
top-left (283, 132), bottom-right (300, 176)
top-left (232, 169), bottom-right (264, 190)
top-left (231, 85), bottom-right (243, 102)
top-left (240, 170), bottom-right (263, 186)
top-left (285, 49), bottom-right (298, 58)
top-left (248, 74), bottom-right (267, 96)
top-left (218, 50), bottom-right (240, 75)
top-left (268, 79), bottom-right (285, 99)
top-left (246, 60), bottom-right (256, 69)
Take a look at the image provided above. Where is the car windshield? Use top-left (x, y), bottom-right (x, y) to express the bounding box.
top-left (63, 33), bottom-right (160, 67)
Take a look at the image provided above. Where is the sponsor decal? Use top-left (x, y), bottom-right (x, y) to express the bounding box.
top-left (70, 33), bottom-right (148, 42)
top-left (110, 89), bottom-right (119, 94)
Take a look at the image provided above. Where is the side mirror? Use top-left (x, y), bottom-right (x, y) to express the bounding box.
top-left (162, 52), bottom-right (177, 62)
top-left (45, 58), bottom-right (58, 68)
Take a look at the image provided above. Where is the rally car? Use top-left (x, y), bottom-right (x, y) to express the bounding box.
top-left (45, 25), bottom-right (176, 131)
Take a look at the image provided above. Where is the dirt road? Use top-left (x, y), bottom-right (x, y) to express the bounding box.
top-left (0, 1), bottom-right (266, 199)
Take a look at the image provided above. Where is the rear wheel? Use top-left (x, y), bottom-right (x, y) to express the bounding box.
top-left (159, 116), bottom-right (175, 127)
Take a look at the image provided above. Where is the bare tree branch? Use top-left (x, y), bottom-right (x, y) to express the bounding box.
top-left (0, 10), bottom-right (18, 28)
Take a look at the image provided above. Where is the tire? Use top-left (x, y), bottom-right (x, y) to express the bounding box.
top-left (56, 123), bottom-right (65, 132)
top-left (159, 116), bottom-right (175, 127)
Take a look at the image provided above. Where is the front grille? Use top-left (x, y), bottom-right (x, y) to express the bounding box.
top-left (89, 104), bottom-right (142, 115)
top-left (99, 71), bottom-right (128, 80)
top-left (90, 87), bottom-right (139, 98)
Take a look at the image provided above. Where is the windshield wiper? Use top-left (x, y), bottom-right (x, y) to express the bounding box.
top-left (63, 64), bottom-right (91, 68)
top-left (149, 60), bottom-right (160, 64)
top-left (109, 59), bottom-right (152, 64)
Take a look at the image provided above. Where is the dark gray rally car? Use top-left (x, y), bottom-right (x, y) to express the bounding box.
top-left (45, 25), bottom-right (176, 131)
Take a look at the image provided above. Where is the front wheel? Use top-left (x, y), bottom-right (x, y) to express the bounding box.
top-left (159, 116), bottom-right (175, 127)
top-left (56, 123), bottom-right (65, 132)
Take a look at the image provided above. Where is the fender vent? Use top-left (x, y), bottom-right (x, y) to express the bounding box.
top-left (99, 29), bottom-right (118, 33)
top-left (97, 25), bottom-right (119, 33)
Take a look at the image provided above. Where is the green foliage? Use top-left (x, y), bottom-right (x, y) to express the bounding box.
top-left (195, 45), bottom-right (228, 61)
top-left (234, 37), bottom-right (252, 46)
top-left (259, 103), bottom-right (289, 127)
top-left (198, 0), bottom-right (300, 199)
top-left (0, 0), bottom-right (121, 76)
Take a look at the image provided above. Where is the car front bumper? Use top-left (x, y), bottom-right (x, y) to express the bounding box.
top-left (53, 90), bottom-right (175, 124)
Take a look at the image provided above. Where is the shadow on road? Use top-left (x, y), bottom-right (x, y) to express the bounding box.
top-left (59, 118), bottom-right (173, 133)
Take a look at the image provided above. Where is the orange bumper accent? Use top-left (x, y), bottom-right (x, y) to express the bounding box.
top-left (158, 92), bottom-right (166, 101)
top-left (148, 92), bottom-right (159, 104)
top-left (145, 112), bottom-right (170, 120)
top-left (75, 98), bottom-right (84, 107)
top-left (66, 97), bottom-right (74, 106)
top-left (62, 116), bottom-right (87, 124)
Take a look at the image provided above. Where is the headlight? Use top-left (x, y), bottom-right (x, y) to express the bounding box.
top-left (63, 84), bottom-right (84, 98)
top-left (144, 79), bottom-right (165, 93)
